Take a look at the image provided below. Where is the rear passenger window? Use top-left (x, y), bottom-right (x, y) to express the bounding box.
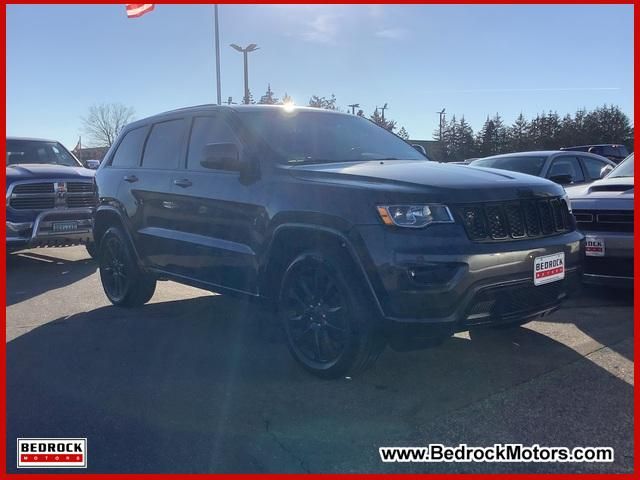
top-left (141, 119), bottom-right (186, 169)
top-left (581, 157), bottom-right (608, 180)
top-left (111, 127), bottom-right (147, 167)
top-left (187, 116), bottom-right (239, 171)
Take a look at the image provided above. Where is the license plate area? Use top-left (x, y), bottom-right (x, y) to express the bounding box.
top-left (52, 221), bottom-right (79, 233)
top-left (585, 236), bottom-right (605, 257)
top-left (534, 252), bottom-right (565, 286)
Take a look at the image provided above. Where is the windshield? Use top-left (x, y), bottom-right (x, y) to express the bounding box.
top-left (237, 109), bottom-right (427, 165)
top-left (471, 155), bottom-right (547, 176)
top-left (6, 139), bottom-right (81, 167)
top-left (608, 153), bottom-right (634, 178)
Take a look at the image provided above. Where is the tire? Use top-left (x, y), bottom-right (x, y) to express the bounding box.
top-left (98, 226), bottom-right (156, 307)
top-left (85, 241), bottom-right (98, 259)
top-left (278, 250), bottom-right (385, 379)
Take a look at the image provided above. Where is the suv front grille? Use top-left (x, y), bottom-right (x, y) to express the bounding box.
top-left (9, 181), bottom-right (96, 211)
top-left (573, 209), bottom-right (633, 233)
top-left (455, 197), bottom-right (573, 242)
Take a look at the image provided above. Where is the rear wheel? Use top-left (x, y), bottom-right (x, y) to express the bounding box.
top-left (278, 251), bottom-right (384, 378)
top-left (99, 227), bottom-right (156, 307)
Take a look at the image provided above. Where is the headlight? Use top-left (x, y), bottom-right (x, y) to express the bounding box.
top-left (376, 204), bottom-right (454, 228)
top-left (562, 194), bottom-right (572, 213)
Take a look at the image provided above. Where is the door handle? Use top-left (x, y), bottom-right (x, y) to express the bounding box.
top-left (162, 201), bottom-right (178, 209)
top-left (123, 175), bottom-right (138, 183)
top-left (173, 178), bottom-right (192, 188)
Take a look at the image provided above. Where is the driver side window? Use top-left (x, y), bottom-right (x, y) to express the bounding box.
top-left (548, 156), bottom-right (584, 183)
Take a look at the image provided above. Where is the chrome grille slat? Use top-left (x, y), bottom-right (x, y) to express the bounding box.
top-left (9, 180), bottom-right (95, 211)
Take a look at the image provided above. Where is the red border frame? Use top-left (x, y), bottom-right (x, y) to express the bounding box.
top-left (2, 2), bottom-right (637, 478)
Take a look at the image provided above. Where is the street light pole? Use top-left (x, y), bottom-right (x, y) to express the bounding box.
top-left (230, 43), bottom-right (259, 105)
top-left (213, 5), bottom-right (221, 105)
top-left (437, 108), bottom-right (446, 141)
top-left (347, 103), bottom-right (360, 115)
top-left (243, 50), bottom-right (249, 104)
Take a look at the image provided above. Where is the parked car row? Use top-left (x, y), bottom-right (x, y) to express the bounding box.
top-left (5, 106), bottom-right (633, 377)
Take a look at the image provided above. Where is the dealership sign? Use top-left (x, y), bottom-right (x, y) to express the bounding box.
top-left (17, 438), bottom-right (87, 468)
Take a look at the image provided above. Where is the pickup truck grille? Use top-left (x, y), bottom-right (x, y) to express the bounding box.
top-left (455, 197), bottom-right (573, 242)
top-left (573, 209), bottom-right (633, 233)
top-left (9, 181), bottom-right (96, 211)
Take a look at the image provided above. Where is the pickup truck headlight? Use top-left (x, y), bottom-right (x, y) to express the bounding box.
top-left (377, 204), bottom-right (454, 228)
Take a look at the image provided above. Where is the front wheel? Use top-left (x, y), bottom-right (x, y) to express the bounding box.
top-left (99, 227), bottom-right (156, 307)
top-left (85, 241), bottom-right (97, 259)
top-left (278, 251), bottom-right (384, 379)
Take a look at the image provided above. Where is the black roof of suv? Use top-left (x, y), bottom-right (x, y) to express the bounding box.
top-left (93, 105), bottom-right (583, 378)
top-left (560, 144), bottom-right (629, 163)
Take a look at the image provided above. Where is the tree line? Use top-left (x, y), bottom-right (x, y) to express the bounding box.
top-left (80, 87), bottom-right (633, 165)
top-left (435, 105), bottom-right (634, 162)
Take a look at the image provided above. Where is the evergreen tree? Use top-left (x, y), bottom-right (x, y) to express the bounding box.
top-left (397, 126), bottom-right (410, 140)
top-left (281, 92), bottom-right (293, 105)
top-left (492, 113), bottom-right (509, 153)
top-left (308, 94), bottom-right (337, 110)
top-left (457, 116), bottom-right (476, 160)
top-left (508, 113), bottom-right (530, 152)
top-left (370, 108), bottom-right (396, 132)
top-left (476, 116), bottom-right (499, 156)
top-left (258, 84), bottom-right (279, 105)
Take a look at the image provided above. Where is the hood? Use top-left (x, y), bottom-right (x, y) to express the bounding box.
top-left (6, 164), bottom-right (95, 183)
top-left (285, 160), bottom-right (564, 202)
top-left (571, 176), bottom-right (633, 201)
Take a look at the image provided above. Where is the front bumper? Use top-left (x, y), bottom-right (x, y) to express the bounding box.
top-left (7, 208), bottom-right (94, 251)
top-left (581, 230), bottom-right (633, 288)
top-left (352, 225), bottom-right (583, 332)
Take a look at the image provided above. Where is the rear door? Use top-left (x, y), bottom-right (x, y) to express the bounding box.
top-left (165, 113), bottom-right (269, 294)
top-left (579, 155), bottom-right (611, 182)
top-left (134, 117), bottom-right (189, 270)
top-left (102, 125), bottom-right (149, 238)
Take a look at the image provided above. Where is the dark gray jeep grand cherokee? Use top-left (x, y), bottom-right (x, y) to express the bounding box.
top-left (94, 105), bottom-right (583, 378)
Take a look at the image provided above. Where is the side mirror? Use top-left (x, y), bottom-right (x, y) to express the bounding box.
top-left (548, 173), bottom-right (573, 185)
top-left (200, 143), bottom-right (240, 171)
top-left (600, 164), bottom-right (614, 178)
top-left (412, 144), bottom-right (427, 156)
top-left (85, 159), bottom-right (100, 170)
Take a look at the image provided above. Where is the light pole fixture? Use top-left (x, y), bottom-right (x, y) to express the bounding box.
top-left (377, 103), bottom-right (389, 121)
top-left (230, 43), bottom-right (259, 104)
top-left (347, 103), bottom-right (360, 115)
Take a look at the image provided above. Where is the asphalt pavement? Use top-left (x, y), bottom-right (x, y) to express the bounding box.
top-left (6, 246), bottom-right (634, 473)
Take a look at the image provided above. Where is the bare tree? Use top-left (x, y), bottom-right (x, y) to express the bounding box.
top-left (81, 103), bottom-right (135, 147)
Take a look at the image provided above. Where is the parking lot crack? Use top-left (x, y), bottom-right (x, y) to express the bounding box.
top-left (264, 419), bottom-right (311, 473)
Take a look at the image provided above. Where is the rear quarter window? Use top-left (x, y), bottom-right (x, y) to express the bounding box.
top-left (111, 127), bottom-right (148, 167)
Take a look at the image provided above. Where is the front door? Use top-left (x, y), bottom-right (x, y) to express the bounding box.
top-left (164, 114), bottom-right (269, 294)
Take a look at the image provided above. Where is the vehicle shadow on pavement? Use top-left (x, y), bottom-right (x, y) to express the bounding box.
top-left (6, 294), bottom-right (633, 474)
top-left (536, 284), bottom-right (634, 361)
top-left (6, 251), bottom-right (97, 306)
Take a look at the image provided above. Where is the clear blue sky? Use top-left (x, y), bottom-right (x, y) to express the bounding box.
top-left (7, 4), bottom-right (634, 148)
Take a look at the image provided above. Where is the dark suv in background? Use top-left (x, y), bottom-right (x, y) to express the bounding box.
top-left (94, 105), bottom-right (583, 378)
top-left (561, 144), bottom-right (630, 164)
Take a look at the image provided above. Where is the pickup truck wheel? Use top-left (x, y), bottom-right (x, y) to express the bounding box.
top-left (279, 251), bottom-right (384, 379)
top-left (99, 227), bottom-right (156, 307)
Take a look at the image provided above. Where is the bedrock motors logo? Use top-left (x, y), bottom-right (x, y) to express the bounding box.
top-left (17, 438), bottom-right (87, 468)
